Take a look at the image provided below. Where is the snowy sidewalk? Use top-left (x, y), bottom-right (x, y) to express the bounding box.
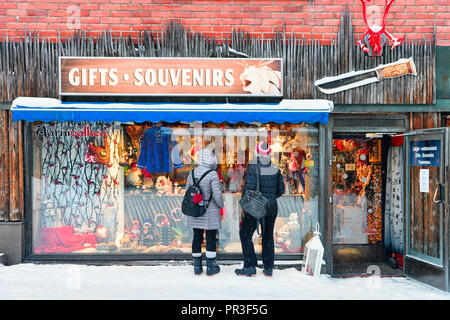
top-left (1, 263), bottom-right (449, 300)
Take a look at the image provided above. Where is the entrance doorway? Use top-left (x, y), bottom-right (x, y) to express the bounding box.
top-left (331, 132), bottom-right (404, 277)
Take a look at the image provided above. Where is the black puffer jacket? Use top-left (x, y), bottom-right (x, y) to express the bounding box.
top-left (242, 158), bottom-right (285, 215)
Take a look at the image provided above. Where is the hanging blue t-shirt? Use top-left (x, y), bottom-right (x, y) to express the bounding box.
top-left (137, 127), bottom-right (182, 173)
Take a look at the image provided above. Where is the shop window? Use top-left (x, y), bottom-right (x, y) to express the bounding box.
top-left (31, 121), bottom-right (320, 256)
top-left (332, 137), bottom-right (383, 245)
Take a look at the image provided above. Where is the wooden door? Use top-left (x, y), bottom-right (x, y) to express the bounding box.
top-left (404, 128), bottom-right (449, 291)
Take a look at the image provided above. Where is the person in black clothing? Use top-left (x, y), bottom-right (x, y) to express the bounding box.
top-left (235, 142), bottom-right (285, 277)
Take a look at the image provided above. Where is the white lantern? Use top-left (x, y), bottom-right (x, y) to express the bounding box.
top-left (302, 223), bottom-right (324, 277)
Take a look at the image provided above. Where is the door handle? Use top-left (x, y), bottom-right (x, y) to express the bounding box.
top-left (433, 183), bottom-right (444, 204)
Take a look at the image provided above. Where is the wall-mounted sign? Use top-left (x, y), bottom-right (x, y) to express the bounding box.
top-left (315, 57), bottom-right (416, 94)
top-left (409, 140), bottom-right (441, 167)
top-left (356, 0), bottom-right (405, 56)
top-left (59, 57), bottom-right (283, 97)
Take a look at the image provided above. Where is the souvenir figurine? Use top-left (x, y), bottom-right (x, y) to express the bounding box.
top-left (95, 225), bottom-right (109, 244)
top-left (141, 219), bottom-right (155, 247)
top-left (155, 176), bottom-right (172, 195)
top-left (130, 220), bottom-right (141, 242)
top-left (125, 165), bottom-right (142, 187)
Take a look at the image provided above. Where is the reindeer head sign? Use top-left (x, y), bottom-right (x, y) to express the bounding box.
top-left (239, 60), bottom-right (282, 95)
top-left (356, 0), bottom-right (405, 56)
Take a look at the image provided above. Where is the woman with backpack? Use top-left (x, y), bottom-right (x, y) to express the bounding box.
top-left (184, 148), bottom-right (224, 276)
top-left (235, 142), bottom-right (285, 277)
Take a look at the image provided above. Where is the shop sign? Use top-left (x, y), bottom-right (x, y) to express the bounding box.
top-left (59, 57), bottom-right (283, 97)
top-left (409, 140), bottom-right (441, 167)
top-left (356, 0), bottom-right (404, 56)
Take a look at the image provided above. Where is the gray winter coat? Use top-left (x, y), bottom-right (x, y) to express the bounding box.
top-left (185, 149), bottom-right (224, 230)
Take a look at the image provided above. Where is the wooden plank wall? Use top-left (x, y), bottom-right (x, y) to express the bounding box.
top-left (0, 110), bottom-right (23, 222)
top-left (0, 10), bottom-right (436, 104)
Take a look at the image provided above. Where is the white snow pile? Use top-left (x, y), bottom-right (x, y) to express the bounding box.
top-left (1, 263), bottom-right (449, 300)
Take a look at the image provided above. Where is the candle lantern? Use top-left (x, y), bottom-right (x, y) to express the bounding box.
top-left (302, 223), bottom-right (324, 277)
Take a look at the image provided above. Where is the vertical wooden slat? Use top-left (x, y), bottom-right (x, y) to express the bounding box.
top-left (0, 110), bottom-right (8, 221)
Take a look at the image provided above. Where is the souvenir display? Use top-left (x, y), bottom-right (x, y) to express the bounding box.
top-left (84, 136), bottom-right (110, 165)
top-left (332, 138), bottom-right (383, 244)
top-left (33, 121), bottom-right (319, 255)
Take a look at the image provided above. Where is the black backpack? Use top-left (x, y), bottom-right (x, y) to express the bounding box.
top-left (182, 169), bottom-right (214, 218)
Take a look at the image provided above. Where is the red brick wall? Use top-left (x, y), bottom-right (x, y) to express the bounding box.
top-left (1, 0), bottom-right (449, 45)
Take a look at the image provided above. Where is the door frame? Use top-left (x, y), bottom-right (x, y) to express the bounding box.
top-left (329, 113), bottom-right (409, 274)
top-left (404, 127), bottom-right (449, 291)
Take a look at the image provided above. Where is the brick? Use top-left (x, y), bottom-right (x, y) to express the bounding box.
top-left (0, 3), bottom-right (17, 9)
top-left (39, 17), bottom-right (59, 23)
top-left (7, 9), bottom-right (27, 16)
top-left (111, 11), bottom-right (131, 17)
top-left (99, 4), bottom-right (121, 10)
top-left (141, 18), bottom-right (164, 24)
top-left (120, 17), bottom-right (142, 24)
top-left (18, 16), bottom-right (39, 23)
top-left (100, 17), bottom-right (121, 24)
top-left (80, 4), bottom-right (100, 10)
top-left (131, 11), bottom-right (152, 17)
top-left (252, 12), bottom-right (272, 19)
top-left (304, 19), bottom-right (322, 25)
top-left (262, 6), bottom-right (284, 12)
top-left (121, 4), bottom-right (142, 10)
top-left (80, 17), bottom-right (101, 24)
top-left (90, 11), bottom-right (111, 17)
top-left (243, 6), bottom-right (262, 12)
top-left (49, 10), bottom-right (68, 17)
top-left (314, 26), bottom-right (337, 33)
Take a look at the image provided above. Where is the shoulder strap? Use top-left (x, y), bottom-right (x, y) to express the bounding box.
top-left (255, 163), bottom-right (260, 192)
top-left (195, 169), bottom-right (214, 185)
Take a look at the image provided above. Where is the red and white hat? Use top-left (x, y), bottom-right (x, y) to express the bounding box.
top-left (256, 141), bottom-right (271, 156)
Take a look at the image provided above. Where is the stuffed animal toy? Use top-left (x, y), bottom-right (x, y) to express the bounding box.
top-left (275, 224), bottom-right (291, 250)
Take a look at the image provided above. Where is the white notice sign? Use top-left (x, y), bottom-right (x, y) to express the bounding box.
top-left (419, 169), bottom-right (429, 193)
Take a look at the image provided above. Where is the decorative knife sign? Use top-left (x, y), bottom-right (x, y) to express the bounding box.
top-left (315, 57), bottom-right (417, 94)
top-left (357, 0), bottom-right (405, 57)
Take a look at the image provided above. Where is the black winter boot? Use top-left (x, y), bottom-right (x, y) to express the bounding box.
top-left (193, 256), bottom-right (203, 275)
top-left (235, 266), bottom-right (257, 277)
top-left (206, 258), bottom-right (220, 276)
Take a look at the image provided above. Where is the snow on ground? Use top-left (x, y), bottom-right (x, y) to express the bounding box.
top-left (1, 262), bottom-right (449, 300)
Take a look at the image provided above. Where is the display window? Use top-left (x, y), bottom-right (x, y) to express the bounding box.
top-left (31, 120), bottom-right (320, 256)
top-left (332, 137), bottom-right (383, 245)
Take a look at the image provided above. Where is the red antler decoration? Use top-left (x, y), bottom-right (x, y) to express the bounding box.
top-left (356, 0), bottom-right (405, 56)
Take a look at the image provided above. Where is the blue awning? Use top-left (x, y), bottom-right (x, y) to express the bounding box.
top-left (11, 97), bottom-right (333, 124)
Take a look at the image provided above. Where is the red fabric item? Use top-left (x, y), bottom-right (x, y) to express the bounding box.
top-left (193, 193), bottom-right (203, 204)
top-left (35, 225), bottom-right (96, 254)
top-left (217, 168), bottom-right (224, 181)
top-left (391, 134), bottom-right (404, 146)
top-left (394, 253), bottom-right (404, 270)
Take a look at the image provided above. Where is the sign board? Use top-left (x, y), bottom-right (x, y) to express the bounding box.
top-left (409, 140), bottom-right (441, 167)
top-left (59, 57), bottom-right (283, 97)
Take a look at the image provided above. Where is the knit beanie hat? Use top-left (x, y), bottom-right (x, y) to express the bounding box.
top-left (256, 141), bottom-right (271, 157)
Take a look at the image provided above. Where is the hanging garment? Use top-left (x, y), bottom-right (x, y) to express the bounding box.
top-left (137, 127), bottom-right (178, 173)
top-left (384, 146), bottom-right (404, 255)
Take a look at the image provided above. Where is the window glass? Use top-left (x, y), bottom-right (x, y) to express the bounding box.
top-left (31, 121), bottom-right (320, 255)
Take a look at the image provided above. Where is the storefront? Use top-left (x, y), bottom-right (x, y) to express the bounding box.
top-left (11, 57), bottom-right (334, 262)
top-left (329, 112), bottom-right (449, 290)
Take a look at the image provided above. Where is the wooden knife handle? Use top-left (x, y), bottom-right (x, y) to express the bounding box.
top-left (375, 58), bottom-right (417, 80)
